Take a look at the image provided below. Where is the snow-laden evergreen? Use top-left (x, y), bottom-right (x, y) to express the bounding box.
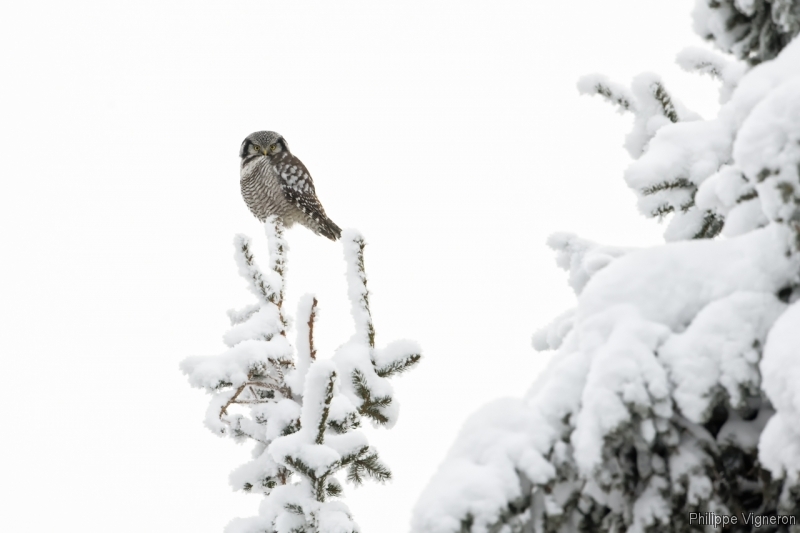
top-left (411, 3), bottom-right (800, 532)
top-left (182, 217), bottom-right (421, 533)
top-left (693, 0), bottom-right (800, 64)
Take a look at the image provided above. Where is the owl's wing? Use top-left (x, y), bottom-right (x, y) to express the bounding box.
top-left (277, 154), bottom-right (342, 241)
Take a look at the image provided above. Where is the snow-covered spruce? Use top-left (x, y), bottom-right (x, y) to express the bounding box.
top-left (577, 71), bottom-right (722, 241)
top-left (412, 8), bottom-right (800, 533)
top-left (181, 217), bottom-right (421, 533)
top-left (693, 0), bottom-right (800, 65)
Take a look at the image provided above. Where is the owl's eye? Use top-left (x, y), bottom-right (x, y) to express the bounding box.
top-left (269, 144), bottom-right (278, 152)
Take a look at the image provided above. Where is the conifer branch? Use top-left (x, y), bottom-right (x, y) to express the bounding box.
top-left (280, 419), bottom-right (301, 436)
top-left (227, 303), bottom-right (261, 326)
top-left (286, 452), bottom-right (331, 502)
top-left (328, 411), bottom-right (360, 434)
top-left (290, 294), bottom-right (318, 397)
top-left (650, 80), bottom-right (679, 123)
top-left (640, 177), bottom-right (693, 196)
top-left (316, 371), bottom-right (336, 445)
top-left (265, 216), bottom-right (287, 310)
top-left (327, 420), bottom-right (347, 434)
top-left (338, 445), bottom-right (370, 467)
top-left (354, 237), bottom-right (376, 349)
top-left (737, 190), bottom-right (759, 203)
top-left (220, 383), bottom-right (247, 417)
top-left (344, 448), bottom-right (392, 486)
top-left (285, 503), bottom-right (304, 515)
top-left (376, 353), bottom-right (422, 378)
top-left (345, 234), bottom-right (376, 349)
top-left (264, 217), bottom-right (289, 336)
top-left (577, 74), bottom-right (637, 114)
top-left (234, 235), bottom-right (280, 306)
top-left (651, 204), bottom-right (675, 219)
top-left (284, 455), bottom-right (331, 502)
top-left (325, 478), bottom-right (343, 498)
top-left (351, 369), bottom-right (391, 425)
top-left (686, 60), bottom-right (723, 79)
top-left (594, 84), bottom-right (635, 112)
top-left (693, 212), bottom-right (724, 239)
top-left (285, 456), bottom-right (318, 482)
top-left (357, 451), bottom-right (391, 483)
top-left (308, 297), bottom-right (317, 361)
top-left (675, 47), bottom-right (735, 81)
top-left (219, 376), bottom-right (288, 422)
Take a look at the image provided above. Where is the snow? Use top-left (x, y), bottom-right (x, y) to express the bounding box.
top-left (734, 77), bottom-right (800, 224)
top-left (334, 341), bottom-right (400, 428)
top-left (234, 233), bottom-right (282, 305)
top-left (759, 413), bottom-right (800, 485)
top-left (299, 359), bottom-right (338, 440)
top-left (411, 398), bottom-right (556, 533)
top-left (717, 407), bottom-right (773, 451)
top-left (576, 74), bottom-right (636, 114)
top-left (341, 229), bottom-right (373, 347)
top-left (263, 400), bottom-right (302, 441)
top-left (578, 224), bottom-right (799, 330)
top-left (660, 292), bottom-right (785, 422)
top-left (531, 307), bottom-right (574, 351)
top-left (759, 301), bottom-right (800, 482)
top-left (325, 431), bottom-right (369, 459)
top-left (545, 232), bottom-right (632, 296)
top-left (373, 339), bottom-right (422, 372)
top-left (326, 394), bottom-right (359, 431)
top-left (571, 308), bottom-right (672, 472)
top-left (578, 72), bottom-right (700, 160)
top-left (286, 293), bottom-right (318, 396)
top-left (181, 336), bottom-right (293, 390)
top-left (223, 305), bottom-right (284, 347)
top-left (675, 46), bottom-right (746, 103)
top-left (669, 435), bottom-right (714, 506)
top-left (227, 303), bottom-right (262, 326)
top-left (205, 391), bottom-right (236, 435)
top-left (629, 476), bottom-right (670, 533)
top-left (229, 444), bottom-right (281, 494)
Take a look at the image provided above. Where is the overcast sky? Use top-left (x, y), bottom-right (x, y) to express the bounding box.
top-left (1, 1), bottom-right (720, 531)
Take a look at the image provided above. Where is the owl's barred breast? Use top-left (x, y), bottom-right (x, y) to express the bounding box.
top-left (240, 158), bottom-right (304, 227)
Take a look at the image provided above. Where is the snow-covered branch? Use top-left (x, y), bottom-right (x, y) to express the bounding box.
top-left (577, 74), bottom-right (637, 114)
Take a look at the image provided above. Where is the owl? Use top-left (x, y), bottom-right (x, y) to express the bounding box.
top-left (239, 131), bottom-right (342, 241)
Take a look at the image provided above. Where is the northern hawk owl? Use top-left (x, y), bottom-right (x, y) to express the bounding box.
top-left (240, 131), bottom-right (342, 241)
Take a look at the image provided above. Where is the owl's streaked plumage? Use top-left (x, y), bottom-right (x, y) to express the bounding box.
top-left (239, 131), bottom-right (342, 241)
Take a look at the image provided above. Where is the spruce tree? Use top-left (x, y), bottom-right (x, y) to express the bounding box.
top-left (182, 217), bottom-right (421, 533)
top-left (412, 2), bottom-right (800, 532)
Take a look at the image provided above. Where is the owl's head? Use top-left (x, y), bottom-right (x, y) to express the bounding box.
top-left (240, 131), bottom-right (289, 159)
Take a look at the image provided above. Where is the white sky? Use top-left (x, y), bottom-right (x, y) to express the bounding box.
top-left (0, 1), bottom-right (720, 531)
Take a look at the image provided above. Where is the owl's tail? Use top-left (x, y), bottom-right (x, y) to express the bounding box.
top-left (318, 217), bottom-right (343, 241)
